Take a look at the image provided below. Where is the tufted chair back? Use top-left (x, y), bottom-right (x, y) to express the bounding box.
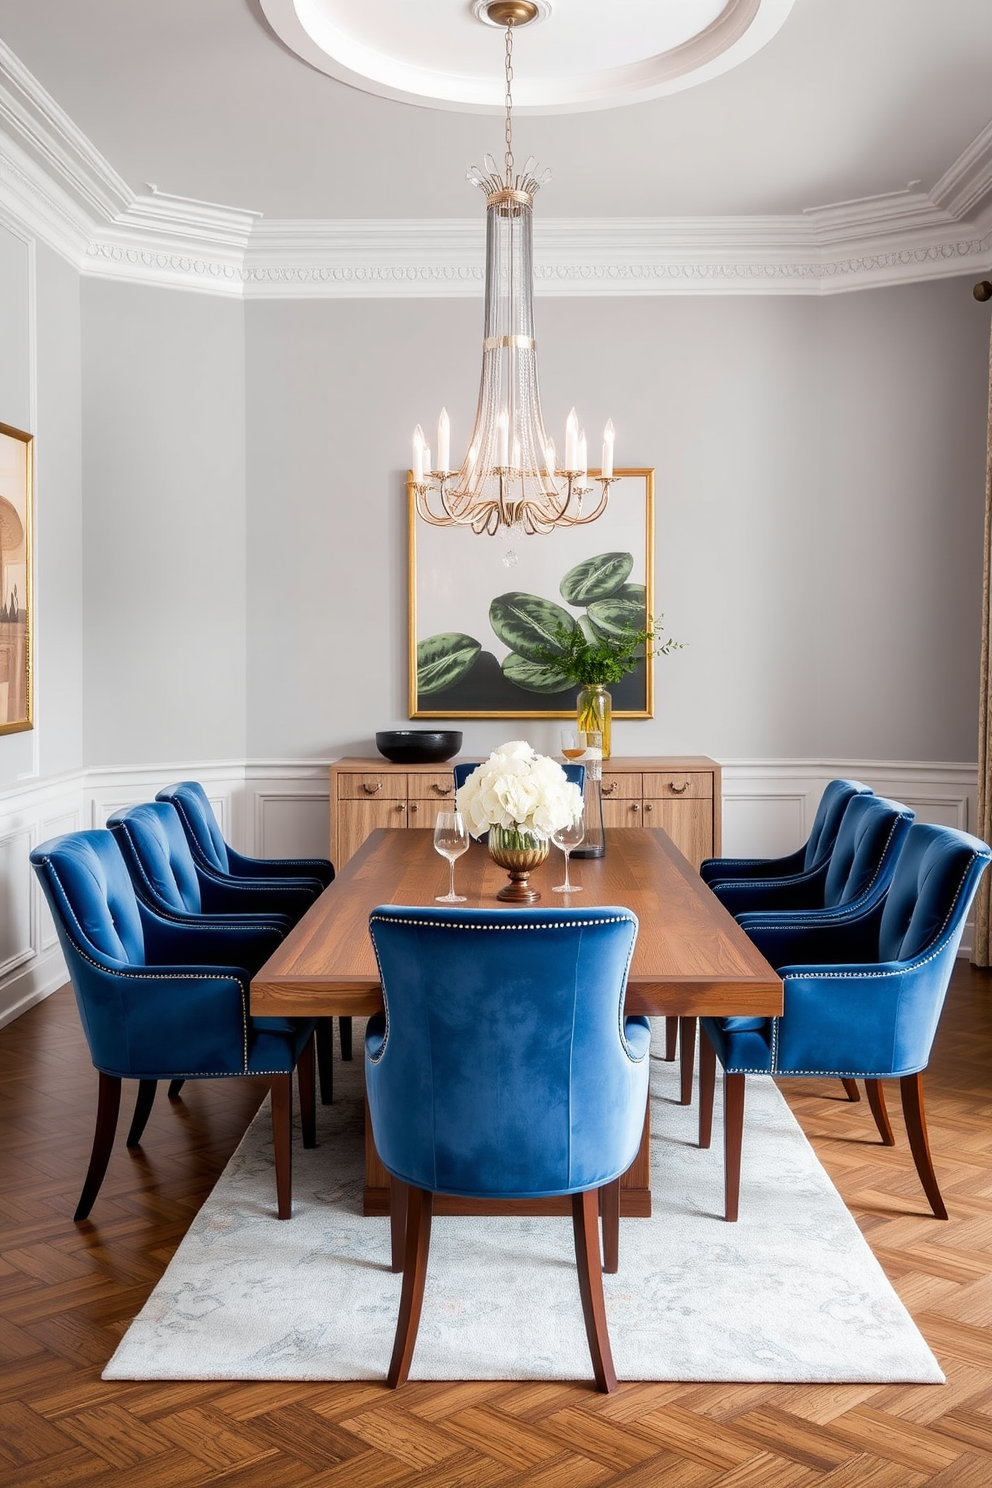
top-left (367, 904), bottom-right (645, 1198)
top-left (106, 802), bottom-right (204, 915)
top-left (879, 823), bottom-right (991, 965)
top-left (32, 829), bottom-right (145, 971)
top-left (804, 779), bottom-right (873, 871)
top-left (820, 794), bottom-right (915, 910)
top-left (154, 780), bottom-right (231, 873)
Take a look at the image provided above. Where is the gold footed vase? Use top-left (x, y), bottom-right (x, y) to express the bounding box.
top-left (488, 824), bottom-right (549, 903)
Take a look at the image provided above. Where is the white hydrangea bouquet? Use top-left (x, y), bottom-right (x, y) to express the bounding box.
top-left (455, 740), bottom-right (583, 843)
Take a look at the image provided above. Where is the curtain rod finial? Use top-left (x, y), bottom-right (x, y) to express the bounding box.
top-left (974, 280), bottom-right (992, 302)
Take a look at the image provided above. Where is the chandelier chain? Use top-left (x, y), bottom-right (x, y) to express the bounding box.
top-left (504, 24), bottom-right (514, 186)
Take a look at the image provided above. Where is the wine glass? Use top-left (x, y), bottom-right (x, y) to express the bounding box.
top-left (560, 727), bottom-right (584, 761)
top-left (434, 811), bottom-right (469, 902)
top-left (552, 811), bottom-right (585, 892)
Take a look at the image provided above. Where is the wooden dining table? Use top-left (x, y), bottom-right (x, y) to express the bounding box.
top-left (250, 826), bottom-right (783, 1218)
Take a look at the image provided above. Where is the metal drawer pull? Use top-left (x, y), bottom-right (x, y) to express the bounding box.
top-left (362, 781), bottom-right (383, 795)
top-left (431, 783), bottom-right (453, 796)
top-left (645, 802), bottom-right (653, 812)
top-left (668, 781), bottom-right (690, 795)
top-left (602, 781), bottom-right (618, 796)
top-left (630, 803), bottom-right (640, 813)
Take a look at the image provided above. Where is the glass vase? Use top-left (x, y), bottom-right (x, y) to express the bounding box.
top-left (577, 685), bottom-right (612, 761)
top-left (488, 823), bottom-right (549, 903)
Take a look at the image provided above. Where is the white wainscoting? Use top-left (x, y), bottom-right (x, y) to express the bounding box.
top-left (0, 756), bottom-right (980, 1028)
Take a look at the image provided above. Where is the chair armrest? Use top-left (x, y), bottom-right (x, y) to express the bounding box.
top-left (226, 846), bottom-right (334, 888)
top-left (708, 860), bottom-right (830, 915)
top-left (195, 868), bottom-right (318, 919)
top-left (699, 845), bottom-right (807, 885)
top-left (622, 1014), bottom-right (651, 1060)
top-left (735, 907), bottom-right (883, 971)
top-left (138, 905), bottom-right (287, 973)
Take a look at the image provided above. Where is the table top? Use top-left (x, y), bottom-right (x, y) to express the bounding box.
top-left (250, 827), bottom-right (783, 1021)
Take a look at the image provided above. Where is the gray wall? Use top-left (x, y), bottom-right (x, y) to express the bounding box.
top-left (80, 280), bottom-right (247, 766)
top-left (242, 281), bottom-right (989, 768)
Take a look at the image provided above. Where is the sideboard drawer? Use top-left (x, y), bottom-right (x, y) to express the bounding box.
top-left (408, 773), bottom-right (457, 803)
top-left (643, 772), bottom-right (713, 801)
top-left (601, 773), bottom-right (642, 802)
top-left (337, 772), bottom-right (407, 801)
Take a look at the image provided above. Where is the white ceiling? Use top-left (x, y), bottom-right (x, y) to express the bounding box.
top-left (0, 0), bottom-right (990, 224)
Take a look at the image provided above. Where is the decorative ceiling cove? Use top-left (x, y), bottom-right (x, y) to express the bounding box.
top-left (0, 35), bottom-right (990, 299)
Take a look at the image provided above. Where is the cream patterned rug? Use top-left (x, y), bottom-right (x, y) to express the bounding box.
top-left (104, 1028), bottom-right (943, 1384)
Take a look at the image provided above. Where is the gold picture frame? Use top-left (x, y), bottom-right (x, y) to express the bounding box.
top-left (0, 422), bottom-right (32, 735)
top-left (408, 468), bottom-right (655, 719)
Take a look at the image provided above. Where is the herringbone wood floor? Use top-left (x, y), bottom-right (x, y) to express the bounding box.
top-left (3, 968), bottom-right (992, 1487)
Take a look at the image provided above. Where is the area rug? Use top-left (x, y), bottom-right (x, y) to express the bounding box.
top-left (104, 1027), bottom-right (943, 1384)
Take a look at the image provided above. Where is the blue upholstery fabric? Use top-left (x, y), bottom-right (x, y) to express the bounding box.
top-left (156, 781), bottom-right (333, 897)
top-left (366, 905), bottom-right (648, 1199)
top-left (700, 779), bottom-right (873, 888)
top-left (702, 824), bottom-right (991, 1079)
top-left (713, 794), bottom-right (913, 921)
top-left (107, 803), bottom-right (298, 949)
top-left (452, 761), bottom-right (585, 792)
top-left (30, 830), bottom-right (315, 1081)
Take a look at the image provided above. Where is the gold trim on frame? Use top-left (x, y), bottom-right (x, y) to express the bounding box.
top-left (408, 468), bottom-right (655, 721)
top-left (0, 421), bottom-right (32, 736)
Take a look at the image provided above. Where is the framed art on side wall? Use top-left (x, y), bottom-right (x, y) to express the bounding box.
top-left (0, 422), bottom-right (32, 734)
top-left (409, 468), bottom-right (654, 719)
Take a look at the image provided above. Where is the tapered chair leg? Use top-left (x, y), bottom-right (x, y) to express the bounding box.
top-left (698, 1031), bottom-right (716, 1149)
top-left (168, 1078), bottom-right (185, 1100)
top-left (664, 1016), bottom-right (678, 1061)
top-left (900, 1071), bottom-right (948, 1219)
top-left (270, 1073), bottom-right (293, 1220)
top-left (679, 1016), bottom-right (696, 1105)
top-left (723, 1072), bottom-right (746, 1223)
top-left (339, 1016), bottom-right (353, 1061)
top-left (600, 1177), bottom-right (620, 1275)
top-left (388, 1186), bottom-right (434, 1387)
top-left (864, 1078), bottom-right (895, 1146)
top-left (297, 1035), bottom-right (317, 1149)
top-left (75, 1072), bottom-right (122, 1221)
top-left (841, 1078), bottom-right (861, 1102)
top-left (125, 1079), bottom-right (158, 1147)
top-left (572, 1187), bottom-right (618, 1393)
top-left (315, 1018), bottom-right (334, 1105)
top-left (389, 1177), bottom-right (408, 1273)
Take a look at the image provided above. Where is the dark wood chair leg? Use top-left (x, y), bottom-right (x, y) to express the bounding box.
top-left (600, 1177), bottom-right (620, 1275)
top-left (698, 1030), bottom-right (716, 1149)
top-left (387, 1186), bottom-right (433, 1387)
top-left (339, 1016), bottom-right (353, 1061)
top-left (315, 1018), bottom-right (334, 1105)
top-left (389, 1177), bottom-right (408, 1273)
top-left (270, 1073), bottom-right (293, 1220)
top-left (664, 1016), bottom-right (678, 1061)
top-left (865, 1077), bottom-right (895, 1145)
top-left (679, 1016), bottom-right (696, 1105)
top-left (125, 1079), bottom-right (158, 1147)
top-left (723, 1072), bottom-right (746, 1223)
top-left (841, 1078), bottom-right (861, 1102)
top-left (572, 1188), bottom-right (618, 1393)
top-left (900, 1071), bottom-right (948, 1219)
top-left (297, 1035), bottom-right (317, 1149)
top-left (168, 1078), bottom-right (185, 1100)
top-left (75, 1072), bottom-right (122, 1221)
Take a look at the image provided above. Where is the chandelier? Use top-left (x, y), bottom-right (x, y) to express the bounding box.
top-left (411, 0), bottom-right (618, 537)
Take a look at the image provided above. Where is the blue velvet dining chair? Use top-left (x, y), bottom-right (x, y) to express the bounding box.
top-left (697, 823), bottom-right (991, 1221)
top-left (30, 830), bottom-right (317, 1222)
top-left (366, 904), bottom-right (648, 1392)
top-left (155, 781), bottom-right (350, 1085)
top-left (452, 761), bottom-right (585, 791)
top-left (700, 778), bottom-right (873, 888)
top-left (677, 794), bottom-right (915, 1106)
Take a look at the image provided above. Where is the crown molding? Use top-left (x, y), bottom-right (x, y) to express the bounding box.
top-left (1, 38), bottom-right (991, 300)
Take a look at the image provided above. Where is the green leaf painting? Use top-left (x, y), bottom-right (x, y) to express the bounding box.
top-left (501, 653), bottom-right (572, 693)
top-left (416, 632), bottom-right (481, 695)
top-left (488, 593), bottom-right (576, 660)
top-left (559, 552), bottom-right (633, 606)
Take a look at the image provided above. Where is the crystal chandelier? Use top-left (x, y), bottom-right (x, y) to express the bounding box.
top-left (411, 0), bottom-right (618, 537)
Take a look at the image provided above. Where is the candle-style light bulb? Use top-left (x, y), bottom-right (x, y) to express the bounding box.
top-left (578, 430), bottom-right (588, 480)
top-left (565, 408), bottom-right (579, 472)
top-left (412, 424), bottom-right (426, 484)
top-left (437, 408), bottom-right (450, 474)
top-left (511, 435), bottom-right (521, 472)
top-left (602, 418), bottom-right (615, 479)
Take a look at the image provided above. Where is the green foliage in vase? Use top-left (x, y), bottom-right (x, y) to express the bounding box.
top-left (532, 613), bottom-right (682, 686)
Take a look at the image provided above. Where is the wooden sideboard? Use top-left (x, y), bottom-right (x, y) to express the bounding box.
top-left (329, 755), bottom-right (721, 870)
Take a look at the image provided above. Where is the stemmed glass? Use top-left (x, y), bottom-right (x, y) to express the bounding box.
top-left (434, 811), bottom-right (469, 902)
top-left (552, 811), bottom-right (585, 893)
top-left (560, 727), bottom-right (584, 761)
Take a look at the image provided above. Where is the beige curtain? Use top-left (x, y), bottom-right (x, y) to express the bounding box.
top-left (972, 310), bottom-right (992, 966)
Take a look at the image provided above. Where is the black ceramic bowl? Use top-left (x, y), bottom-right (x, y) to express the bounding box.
top-left (375, 730), bottom-right (463, 764)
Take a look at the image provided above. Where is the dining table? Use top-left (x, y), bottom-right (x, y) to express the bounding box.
top-left (250, 825), bottom-right (783, 1218)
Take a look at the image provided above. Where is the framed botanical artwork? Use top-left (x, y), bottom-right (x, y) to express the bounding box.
top-left (0, 422), bottom-right (32, 734)
top-left (409, 468), bottom-right (654, 719)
